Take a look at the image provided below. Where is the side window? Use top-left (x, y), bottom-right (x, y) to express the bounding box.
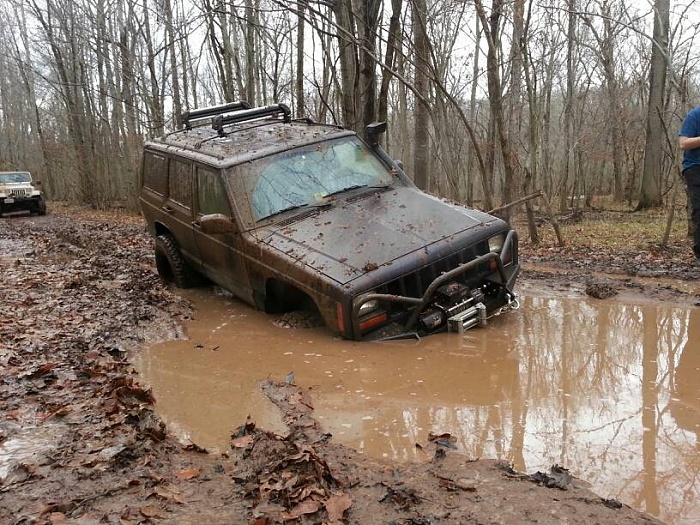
top-left (169, 159), bottom-right (192, 208)
top-left (197, 168), bottom-right (231, 216)
top-left (142, 152), bottom-right (167, 195)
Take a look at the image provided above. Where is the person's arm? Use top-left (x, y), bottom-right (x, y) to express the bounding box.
top-left (680, 135), bottom-right (700, 151)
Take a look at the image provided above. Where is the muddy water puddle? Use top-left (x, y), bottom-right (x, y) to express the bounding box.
top-left (135, 283), bottom-right (700, 525)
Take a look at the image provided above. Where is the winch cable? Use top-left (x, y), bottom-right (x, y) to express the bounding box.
top-left (486, 291), bottom-right (520, 320)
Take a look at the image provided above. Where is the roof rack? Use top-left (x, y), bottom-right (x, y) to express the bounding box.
top-left (179, 101), bottom-right (251, 129)
top-left (212, 103), bottom-right (292, 136)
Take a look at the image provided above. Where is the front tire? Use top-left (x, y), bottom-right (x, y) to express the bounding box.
top-left (154, 234), bottom-right (197, 288)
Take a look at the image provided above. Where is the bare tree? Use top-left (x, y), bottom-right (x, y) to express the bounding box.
top-left (580, 0), bottom-right (627, 201)
top-left (473, 0), bottom-right (518, 212)
top-left (28, 0), bottom-right (97, 203)
top-left (412, 0), bottom-right (430, 190)
top-left (295, 0), bottom-right (306, 115)
top-left (637, 0), bottom-right (670, 210)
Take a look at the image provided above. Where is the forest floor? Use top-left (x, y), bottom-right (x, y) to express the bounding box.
top-left (1, 202), bottom-right (695, 525)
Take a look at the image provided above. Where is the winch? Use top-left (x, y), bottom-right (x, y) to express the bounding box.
top-left (418, 281), bottom-right (489, 333)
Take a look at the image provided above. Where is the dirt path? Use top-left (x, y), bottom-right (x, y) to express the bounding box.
top-left (0, 209), bottom-right (673, 524)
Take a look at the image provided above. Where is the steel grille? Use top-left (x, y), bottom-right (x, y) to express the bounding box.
top-left (10, 188), bottom-right (29, 197)
top-left (378, 242), bottom-right (488, 308)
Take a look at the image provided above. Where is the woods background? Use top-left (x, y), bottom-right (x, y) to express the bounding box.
top-left (0, 0), bottom-right (697, 214)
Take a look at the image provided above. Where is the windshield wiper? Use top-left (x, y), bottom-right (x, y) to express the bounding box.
top-left (324, 184), bottom-right (365, 198)
top-left (261, 200), bottom-right (333, 222)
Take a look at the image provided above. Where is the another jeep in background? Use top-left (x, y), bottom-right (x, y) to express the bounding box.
top-left (139, 102), bottom-right (520, 341)
top-left (0, 171), bottom-right (47, 216)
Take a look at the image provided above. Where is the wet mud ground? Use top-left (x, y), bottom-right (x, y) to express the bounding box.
top-left (1, 207), bottom-right (697, 524)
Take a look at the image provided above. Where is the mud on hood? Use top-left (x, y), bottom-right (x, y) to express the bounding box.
top-left (259, 186), bottom-right (499, 285)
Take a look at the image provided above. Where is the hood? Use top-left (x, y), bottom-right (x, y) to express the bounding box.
top-left (0, 182), bottom-right (37, 196)
top-left (259, 186), bottom-right (500, 285)
top-left (0, 182), bottom-right (33, 188)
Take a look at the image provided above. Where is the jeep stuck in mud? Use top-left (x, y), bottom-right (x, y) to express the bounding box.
top-left (0, 171), bottom-right (46, 216)
top-left (139, 102), bottom-right (520, 340)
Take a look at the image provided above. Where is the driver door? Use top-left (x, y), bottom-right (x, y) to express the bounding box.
top-left (193, 166), bottom-right (252, 302)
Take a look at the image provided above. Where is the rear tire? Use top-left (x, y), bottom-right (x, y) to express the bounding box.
top-left (154, 234), bottom-right (197, 288)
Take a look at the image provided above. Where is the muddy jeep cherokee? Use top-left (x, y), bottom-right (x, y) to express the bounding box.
top-left (0, 171), bottom-right (46, 216)
top-left (140, 102), bottom-right (519, 340)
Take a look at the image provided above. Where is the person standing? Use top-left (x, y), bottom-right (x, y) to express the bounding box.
top-left (679, 106), bottom-right (700, 265)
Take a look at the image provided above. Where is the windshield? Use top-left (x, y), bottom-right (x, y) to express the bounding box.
top-left (234, 137), bottom-right (393, 222)
top-left (0, 172), bottom-right (31, 184)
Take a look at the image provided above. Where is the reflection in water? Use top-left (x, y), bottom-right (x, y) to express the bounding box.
top-left (134, 287), bottom-right (700, 525)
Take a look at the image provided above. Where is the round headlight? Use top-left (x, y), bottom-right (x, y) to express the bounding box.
top-left (488, 234), bottom-right (505, 253)
top-left (358, 299), bottom-right (379, 316)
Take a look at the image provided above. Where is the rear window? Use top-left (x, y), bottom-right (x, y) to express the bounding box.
top-left (142, 152), bottom-right (167, 195)
top-left (169, 159), bottom-right (192, 208)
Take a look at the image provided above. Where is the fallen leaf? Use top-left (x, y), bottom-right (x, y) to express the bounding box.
top-left (139, 504), bottom-right (162, 518)
top-left (151, 485), bottom-right (186, 504)
top-left (183, 442), bottom-right (209, 453)
top-left (281, 499), bottom-right (321, 520)
top-left (19, 362), bottom-right (58, 379)
top-left (231, 435), bottom-right (255, 448)
top-left (48, 512), bottom-right (68, 524)
top-left (97, 444), bottom-right (127, 462)
top-left (325, 493), bottom-right (352, 521)
top-left (176, 467), bottom-right (200, 480)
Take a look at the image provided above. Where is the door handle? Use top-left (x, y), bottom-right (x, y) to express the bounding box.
top-left (161, 205), bottom-right (174, 214)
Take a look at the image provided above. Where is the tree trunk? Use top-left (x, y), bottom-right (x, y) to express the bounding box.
top-left (295, 0), bottom-right (306, 116)
top-left (474, 0), bottom-right (517, 217)
top-left (378, 0), bottom-right (402, 124)
top-left (244, 0), bottom-right (257, 105)
top-left (561, 0), bottom-right (576, 211)
top-left (141, 0), bottom-right (164, 135)
top-left (413, 0), bottom-right (430, 190)
top-left (332, 0), bottom-right (359, 130)
top-left (359, 0), bottom-right (380, 129)
top-left (164, 0), bottom-right (182, 121)
top-left (637, 0), bottom-right (669, 210)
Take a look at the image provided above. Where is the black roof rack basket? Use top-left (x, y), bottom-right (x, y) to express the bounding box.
top-left (179, 101), bottom-right (251, 129)
top-left (212, 103), bottom-right (292, 136)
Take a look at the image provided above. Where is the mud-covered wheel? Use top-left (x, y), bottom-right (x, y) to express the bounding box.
top-left (37, 196), bottom-right (47, 216)
top-left (154, 234), bottom-right (197, 288)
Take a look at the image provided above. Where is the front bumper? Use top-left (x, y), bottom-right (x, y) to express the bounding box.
top-left (351, 230), bottom-right (519, 339)
top-left (1, 195), bottom-right (45, 214)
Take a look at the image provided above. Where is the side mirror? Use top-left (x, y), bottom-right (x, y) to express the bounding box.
top-left (199, 213), bottom-right (236, 234)
top-left (365, 122), bottom-right (387, 147)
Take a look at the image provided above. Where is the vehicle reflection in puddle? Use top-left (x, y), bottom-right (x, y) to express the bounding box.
top-left (134, 285), bottom-right (700, 525)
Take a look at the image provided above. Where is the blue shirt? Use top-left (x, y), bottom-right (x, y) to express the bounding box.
top-left (680, 106), bottom-right (700, 172)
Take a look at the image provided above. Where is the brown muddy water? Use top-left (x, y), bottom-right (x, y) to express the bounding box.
top-left (134, 281), bottom-right (700, 525)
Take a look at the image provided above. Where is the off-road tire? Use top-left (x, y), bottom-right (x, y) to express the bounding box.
top-left (154, 234), bottom-right (197, 288)
top-left (37, 196), bottom-right (47, 216)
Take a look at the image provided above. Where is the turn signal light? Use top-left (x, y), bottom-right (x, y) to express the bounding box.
top-left (359, 312), bottom-right (388, 332)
